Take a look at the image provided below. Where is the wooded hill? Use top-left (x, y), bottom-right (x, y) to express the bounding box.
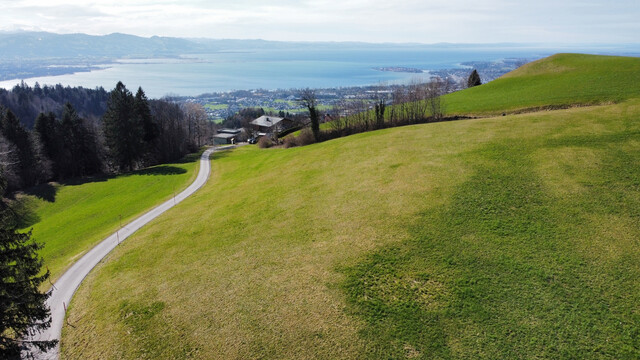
top-left (0, 82), bottom-right (108, 128)
top-left (0, 82), bottom-right (212, 192)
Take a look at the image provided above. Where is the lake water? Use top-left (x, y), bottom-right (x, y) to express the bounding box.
top-left (0, 46), bottom-right (601, 98)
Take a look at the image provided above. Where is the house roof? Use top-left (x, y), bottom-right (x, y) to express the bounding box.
top-left (213, 133), bottom-right (236, 139)
top-left (218, 128), bottom-right (242, 134)
top-left (250, 115), bottom-right (285, 128)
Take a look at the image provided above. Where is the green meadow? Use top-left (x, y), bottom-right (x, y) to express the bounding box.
top-left (444, 53), bottom-right (640, 115)
top-left (19, 153), bottom-right (201, 283)
top-left (303, 53), bottom-right (640, 135)
top-left (58, 54), bottom-right (640, 358)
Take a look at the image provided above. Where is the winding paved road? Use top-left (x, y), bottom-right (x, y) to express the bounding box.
top-left (29, 147), bottom-right (217, 359)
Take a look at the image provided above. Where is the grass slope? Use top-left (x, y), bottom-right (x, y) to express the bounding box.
top-left (18, 153), bottom-right (201, 283)
top-left (295, 54), bottom-right (640, 136)
top-left (444, 53), bottom-right (640, 115)
top-left (61, 98), bottom-right (640, 358)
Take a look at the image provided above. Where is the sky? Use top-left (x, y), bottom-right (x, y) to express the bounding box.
top-left (0, 0), bottom-right (638, 44)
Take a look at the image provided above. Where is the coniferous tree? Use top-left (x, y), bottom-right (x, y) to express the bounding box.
top-left (34, 113), bottom-right (59, 160)
top-left (0, 172), bottom-right (56, 357)
top-left (134, 88), bottom-right (156, 144)
top-left (61, 103), bottom-right (102, 178)
top-left (102, 82), bottom-right (143, 172)
top-left (467, 69), bottom-right (482, 88)
top-left (34, 112), bottom-right (63, 178)
top-left (35, 106), bottom-right (102, 180)
top-left (134, 88), bottom-right (157, 164)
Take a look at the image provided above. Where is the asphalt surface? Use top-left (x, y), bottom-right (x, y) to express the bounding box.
top-left (28, 147), bottom-right (217, 359)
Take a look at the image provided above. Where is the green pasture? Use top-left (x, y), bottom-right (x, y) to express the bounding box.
top-left (19, 152), bottom-right (201, 283)
top-left (62, 97), bottom-right (640, 358)
top-left (443, 53), bottom-right (640, 115)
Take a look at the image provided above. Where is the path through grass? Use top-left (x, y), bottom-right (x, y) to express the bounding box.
top-left (18, 152), bottom-right (202, 283)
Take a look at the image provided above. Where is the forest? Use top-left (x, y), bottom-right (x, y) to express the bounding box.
top-left (0, 82), bottom-right (213, 193)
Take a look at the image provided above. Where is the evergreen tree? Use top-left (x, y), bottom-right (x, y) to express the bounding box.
top-left (0, 172), bottom-right (56, 357)
top-left (35, 105), bottom-right (102, 180)
top-left (102, 82), bottom-right (143, 172)
top-left (61, 103), bottom-right (101, 178)
top-left (34, 112), bottom-right (63, 178)
top-left (467, 69), bottom-right (482, 88)
top-left (134, 88), bottom-right (157, 165)
top-left (34, 113), bottom-right (59, 160)
top-left (134, 87), bottom-right (156, 144)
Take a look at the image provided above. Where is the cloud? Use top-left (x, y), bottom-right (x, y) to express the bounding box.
top-left (0, 0), bottom-right (638, 43)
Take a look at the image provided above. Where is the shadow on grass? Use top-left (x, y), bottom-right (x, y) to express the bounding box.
top-left (22, 182), bottom-right (59, 203)
top-left (124, 165), bottom-right (187, 177)
top-left (173, 152), bottom-right (202, 164)
top-left (8, 152), bottom-right (202, 230)
top-left (341, 133), bottom-right (640, 358)
top-left (17, 157), bottom-right (196, 206)
top-left (12, 198), bottom-right (42, 229)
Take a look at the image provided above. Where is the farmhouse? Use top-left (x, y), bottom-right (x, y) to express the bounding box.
top-left (250, 115), bottom-right (295, 136)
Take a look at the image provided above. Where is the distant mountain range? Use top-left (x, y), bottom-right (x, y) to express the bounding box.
top-left (1, 31), bottom-right (638, 93)
top-left (3, 30), bottom-right (637, 61)
top-left (0, 32), bottom-right (202, 60)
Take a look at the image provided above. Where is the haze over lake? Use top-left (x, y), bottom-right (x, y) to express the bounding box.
top-left (1, 44), bottom-right (637, 98)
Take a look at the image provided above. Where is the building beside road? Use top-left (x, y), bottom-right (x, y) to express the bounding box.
top-left (250, 116), bottom-right (295, 138)
top-left (213, 128), bottom-right (243, 145)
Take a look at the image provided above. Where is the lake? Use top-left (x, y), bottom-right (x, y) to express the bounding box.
top-left (0, 45), bottom-right (624, 98)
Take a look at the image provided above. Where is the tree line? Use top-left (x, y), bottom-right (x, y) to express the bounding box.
top-left (0, 81), bottom-right (212, 193)
top-left (284, 77), bottom-right (453, 147)
top-left (0, 82), bottom-right (109, 128)
top-left (287, 70), bottom-right (482, 147)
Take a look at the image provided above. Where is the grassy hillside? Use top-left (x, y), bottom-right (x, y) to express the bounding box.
top-left (61, 98), bottom-right (640, 358)
top-left (443, 53), bottom-right (640, 115)
top-left (295, 54), bottom-right (640, 137)
top-left (18, 153), bottom-right (201, 283)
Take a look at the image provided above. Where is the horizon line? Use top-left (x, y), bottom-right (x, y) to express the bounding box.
top-left (1, 29), bottom-right (640, 48)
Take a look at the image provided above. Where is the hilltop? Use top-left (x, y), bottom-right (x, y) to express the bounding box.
top-left (444, 53), bottom-right (640, 115)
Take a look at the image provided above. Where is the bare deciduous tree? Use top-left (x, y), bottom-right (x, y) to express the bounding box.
top-left (182, 102), bottom-right (209, 147)
top-left (425, 77), bottom-right (446, 120)
top-left (300, 88), bottom-right (320, 142)
top-left (0, 136), bottom-right (20, 190)
top-left (151, 99), bottom-right (190, 162)
top-left (392, 87), bottom-right (406, 125)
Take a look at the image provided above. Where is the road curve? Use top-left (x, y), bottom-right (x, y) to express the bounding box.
top-left (29, 147), bottom-right (218, 359)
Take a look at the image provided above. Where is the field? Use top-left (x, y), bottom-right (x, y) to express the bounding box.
top-left (58, 54), bottom-right (640, 358)
top-left (62, 98), bottom-right (639, 358)
top-left (443, 53), bottom-right (640, 115)
top-left (303, 53), bottom-right (640, 135)
top-left (18, 153), bottom-right (201, 283)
